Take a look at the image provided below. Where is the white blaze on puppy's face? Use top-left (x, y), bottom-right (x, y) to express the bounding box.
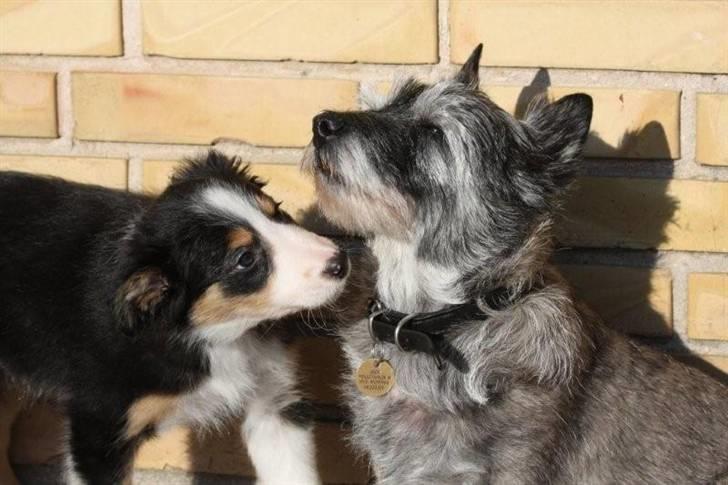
top-left (195, 185), bottom-right (347, 324)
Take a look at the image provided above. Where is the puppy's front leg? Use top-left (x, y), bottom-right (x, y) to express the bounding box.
top-left (66, 405), bottom-right (137, 485)
top-left (243, 399), bottom-right (320, 485)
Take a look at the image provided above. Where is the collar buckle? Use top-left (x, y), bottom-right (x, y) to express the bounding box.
top-left (393, 312), bottom-right (419, 352)
top-left (367, 299), bottom-right (385, 342)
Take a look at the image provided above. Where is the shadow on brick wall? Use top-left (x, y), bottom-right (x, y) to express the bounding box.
top-left (516, 69), bottom-right (726, 386)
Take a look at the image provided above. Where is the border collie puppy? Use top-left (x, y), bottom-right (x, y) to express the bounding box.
top-left (0, 151), bottom-right (349, 485)
top-left (303, 46), bottom-right (728, 483)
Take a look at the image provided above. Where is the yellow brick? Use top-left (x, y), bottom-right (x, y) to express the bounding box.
top-left (701, 355), bottom-right (728, 374)
top-left (696, 94), bottom-right (728, 166)
top-left (688, 273), bottom-right (728, 341)
top-left (558, 177), bottom-right (728, 252)
top-left (451, 1), bottom-right (728, 74)
top-left (559, 265), bottom-right (672, 337)
top-left (142, 0), bottom-right (437, 64)
top-left (73, 73), bottom-right (358, 147)
top-left (0, 0), bottom-right (122, 56)
top-left (0, 155), bottom-right (127, 189)
top-left (486, 86), bottom-right (680, 159)
top-left (0, 71), bottom-right (57, 138)
top-left (143, 160), bottom-right (315, 219)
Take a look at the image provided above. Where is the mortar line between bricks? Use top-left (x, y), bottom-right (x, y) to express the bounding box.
top-left (127, 156), bottom-right (143, 192)
top-left (437, 0), bottom-right (451, 67)
top-left (671, 261), bottom-right (690, 347)
top-left (121, 0), bottom-right (143, 59)
top-left (0, 141), bottom-right (307, 165)
top-left (1, 55), bottom-right (726, 92)
top-left (677, 89), bottom-right (700, 177)
top-left (55, 69), bottom-right (74, 146)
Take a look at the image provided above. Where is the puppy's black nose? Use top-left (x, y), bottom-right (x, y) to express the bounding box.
top-left (322, 250), bottom-right (349, 280)
top-left (313, 113), bottom-right (344, 147)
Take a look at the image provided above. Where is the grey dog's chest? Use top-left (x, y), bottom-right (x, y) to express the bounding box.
top-left (340, 321), bottom-right (490, 482)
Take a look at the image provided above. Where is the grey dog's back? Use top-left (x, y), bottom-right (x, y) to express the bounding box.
top-left (555, 325), bottom-right (728, 483)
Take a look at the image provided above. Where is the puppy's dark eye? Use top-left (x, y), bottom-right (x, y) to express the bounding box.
top-left (237, 250), bottom-right (256, 269)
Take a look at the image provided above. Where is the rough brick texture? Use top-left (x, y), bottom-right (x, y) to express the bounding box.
top-left (142, 0), bottom-right (438, 64)
top-left (0, 0), bottom-right (122, 56)
top-left (559, 177), bottom-right (728, 252)
top-left (0, 155), bottom-right (127, 189)
top-left (688, 273), bottom-right (728, 341)
top-left (1, 0), bottom-right (727, 483)
top-left (703, 355), bottom-right (728, 374)
top-left (0, 71), bottom-right (56, 138)
top-left (73, 73), bottom-right (358, 147)
top-left (696, 93), bottom-right (728, 166)
top-left (451, 0), bottom-right (728, 73)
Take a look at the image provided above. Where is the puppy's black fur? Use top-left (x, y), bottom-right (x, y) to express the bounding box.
top-left (0, 151), bottom-right (342, 484)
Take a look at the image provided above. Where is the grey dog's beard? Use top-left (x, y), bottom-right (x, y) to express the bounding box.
top-left (300, 143), bottom-right (318, 175)
top-left (302, 143), bottom-right (346, 180)
top-left (313, 152), bottom-right (333, 178)
top-left (304, 143), bottom-right (415, 239)
top-left (313, 176), bottom-right (414, 240)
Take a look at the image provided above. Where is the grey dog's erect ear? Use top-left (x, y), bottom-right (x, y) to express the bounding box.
top-left (526, 93), bottom-right (593, 154)
top-left (524, 93), bottom-right (593, 186)
top-left (455, 44), bottom-right (483, 88)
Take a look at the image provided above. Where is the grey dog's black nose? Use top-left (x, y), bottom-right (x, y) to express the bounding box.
top-left (313, 113), bottom-right (343, 146)
top-left (322, 250), bottom-right (349, 280)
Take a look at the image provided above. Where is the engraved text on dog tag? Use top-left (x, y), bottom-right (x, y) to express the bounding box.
top-left (356, 358), bottom-right (395, 397)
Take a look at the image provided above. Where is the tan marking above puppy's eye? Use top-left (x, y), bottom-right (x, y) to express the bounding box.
top-left (254, 193), bottom-right (278, 217)
top-left (228, 228), bottom-right (254, 249)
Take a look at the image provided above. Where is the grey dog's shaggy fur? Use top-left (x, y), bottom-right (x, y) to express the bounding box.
top-left (303, 46), bottom-right (728, 484)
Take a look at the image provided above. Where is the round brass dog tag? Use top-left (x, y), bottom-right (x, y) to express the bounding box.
top-left (356, 359), bottom-right (395, 397)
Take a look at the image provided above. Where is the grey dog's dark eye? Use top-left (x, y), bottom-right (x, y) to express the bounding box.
top-left (237, 250), bottom-right (255, 269)
top-left (425, 124), bottom-right (443, 137)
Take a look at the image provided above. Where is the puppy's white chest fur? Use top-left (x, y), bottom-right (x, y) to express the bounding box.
top-left (159, 331), bottom-right (283, 431)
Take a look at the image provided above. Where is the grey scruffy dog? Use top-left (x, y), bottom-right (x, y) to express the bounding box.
top-left (303, 45), bottom-right (728, 484)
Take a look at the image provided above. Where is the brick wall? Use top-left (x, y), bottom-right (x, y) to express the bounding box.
top-left (1, 0), bottom-right (727, 483)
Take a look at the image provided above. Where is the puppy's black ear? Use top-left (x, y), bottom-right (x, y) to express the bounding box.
top-left (455, 43), bottom-right (483, 88)
top-left (114, 267), bottom-right (171, 335)
top-left (524, 93), bottom-right (593, 187)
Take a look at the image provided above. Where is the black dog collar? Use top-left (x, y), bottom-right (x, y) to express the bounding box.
top-left (367, 287), bottom-right (515, 371)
